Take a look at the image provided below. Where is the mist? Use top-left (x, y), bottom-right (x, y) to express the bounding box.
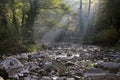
top-left (35, 0), bottom-right (102, 44)
top-left (41, 28), bottom-right (64, 43)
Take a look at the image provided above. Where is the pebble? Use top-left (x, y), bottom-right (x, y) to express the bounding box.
top-left (0, 44), bottom-right (119, 80)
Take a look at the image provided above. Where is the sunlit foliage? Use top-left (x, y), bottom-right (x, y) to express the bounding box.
top-left (0, 0), bottom-right (68, 53)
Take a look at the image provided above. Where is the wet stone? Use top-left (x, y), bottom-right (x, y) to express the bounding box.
top-left (65, 61), bottom-right (75, 67)
top-left (15, 54), bottom-right (28, 60)
top-left (52, 76), bottom-right (66, 80)
top-left (66, 78), bottom-right (75, 80)
top-left (24, 76), bottom-right (31, 80)
top-left (0, 76), bottom-right (4, 80)
top-left (84, 68), bottom-right (108, 77)
top-left (28, 53), bottom-right (46, 59)
top-left (85, 74), bottom-right (120, 80)
top-left (29, 63), bottom-right (39, 71)
top-left (41, 76), bottom-right (52, 80)
top-left (43, 62), bottom-right (58, 75)
top-left (0, 57), bottom-right (27, 79)
top-left (95, 62), bottom-right (120, 73)
top-left (0, 44), bottom-right (120, 80)
top-left (67, 53), bottom-right (72, 57)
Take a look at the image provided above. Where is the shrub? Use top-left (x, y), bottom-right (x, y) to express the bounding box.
top-left (93, 28), bottom-right (119, 45)
top-left (23, 44), bottom-right (37, 52)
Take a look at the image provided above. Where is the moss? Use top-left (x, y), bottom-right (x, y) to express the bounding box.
top-left (23, 44), bottom-right (38, 52)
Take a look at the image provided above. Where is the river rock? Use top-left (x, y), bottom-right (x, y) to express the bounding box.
top-left (67, 53), bottom-right (72, 57)
top-left (65, 61), bottom-right (75, 67)
top-left (99, 74), bottom-right (120, 80)
top-left (29, 63), bottom-right (39, 71)
top-left (24, 76), bottom-right (31, 80)
top-left (84, 68), bottom-right (119, 80)
top-left (84, 68), bottom-right (108, 77)
top-left (52, 76), bottom-right (66, 80)
top-left (23, 75), bottom-right (39, 80)
top-left (95, 62), bottom-right (120, 73)
top-left (41, 76), bottom-right (52, 80)
top-left (0, 77), bottom-right (4, 80)
top-left (85, 74), bottom-right (120, 80)
top-left (28, 53), bottom-right (46, 59)
top-left (43, 62), bottom-right (57, 75)
top-left (66, 78), bottom-right (75, 80)
top-left (15, 54), bottom-right (28, 60)
top-left (0, 57), bottom-right (27, 79)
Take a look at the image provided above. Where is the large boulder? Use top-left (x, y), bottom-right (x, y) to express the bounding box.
top-left (0, 77), bottom-right (4, 80)
top-left (85, 74), bottom-right (120, 80)
top-left (95, 61), bottom-right (120, 73)
top-left (100, 74), bottom-right (120, 80)
top-left (0, 57), bottom-right (28, 79)
top-left (84, 67), bottom-right (120, 80)
top-left (84, 68), bottom-right (108, 77)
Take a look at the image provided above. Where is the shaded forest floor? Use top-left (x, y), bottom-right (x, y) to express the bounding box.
top-left (0, 43), bottom-right (120, 80)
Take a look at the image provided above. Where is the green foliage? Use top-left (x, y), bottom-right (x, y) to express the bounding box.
top-left (93, 28), bottom-right (119, 45)
top-left (92, 0), bottom-right (120, 45)
top-left (39, 0), bottom-right (61, 8)
top-left (0, 0), bottom-right (69, 53)
top-left (23, 44), bottom-right (37, 52)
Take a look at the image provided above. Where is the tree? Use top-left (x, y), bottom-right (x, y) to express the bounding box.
top-left (23, 0), bottom-right (40, 45)
top-left (0, 0), bottom-right (70, 53)
top-left (79, 0), bottom-right (83, 36)
top-left (93, 0), bottom-right (120, 45)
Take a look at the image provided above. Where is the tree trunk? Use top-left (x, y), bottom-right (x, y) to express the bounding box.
top-left (23, 0), bottom-right (39, 45)
top-left (80, 0), bottom-right (83, 34)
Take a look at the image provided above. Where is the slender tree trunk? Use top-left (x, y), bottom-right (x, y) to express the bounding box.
top-left (88, 0), bottom-right (91, 20)
top-left (74, 0), bottom-right (83, 43)
top-left (79, 0), bottom-right (83, 42)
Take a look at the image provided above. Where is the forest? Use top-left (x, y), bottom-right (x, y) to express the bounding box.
top-left (0, 0), bottom-right (120, 53)
top-left (0, 0), bottom-right (120, 80)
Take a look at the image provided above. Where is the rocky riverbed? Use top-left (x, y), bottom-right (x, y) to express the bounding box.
top-left (0, 43), bottom-right (120, 80)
